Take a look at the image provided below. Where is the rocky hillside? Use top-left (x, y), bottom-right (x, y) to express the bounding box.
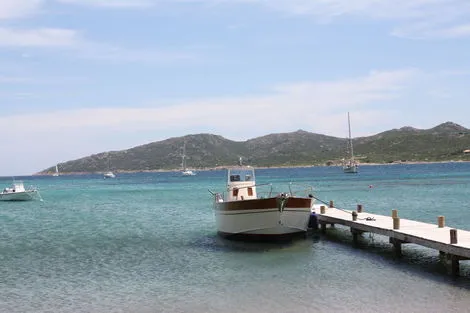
top-left (39, 122), bottom-right (470, 174)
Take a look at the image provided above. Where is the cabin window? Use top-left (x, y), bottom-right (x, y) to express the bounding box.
top-left (229, 169), bottom-right (255, 182)
top-left (230, 175), bottom-right (241, 182)
top-left (248, 187), bottom-right (253, 196)
top-left (233, 189), bottom-right (239, 197)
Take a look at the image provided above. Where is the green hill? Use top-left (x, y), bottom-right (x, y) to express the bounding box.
top-left (38, 122), bottom-right (470, 174)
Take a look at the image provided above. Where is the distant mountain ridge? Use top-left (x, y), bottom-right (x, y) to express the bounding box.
top-left (39, 122), bottom-right (470, 174)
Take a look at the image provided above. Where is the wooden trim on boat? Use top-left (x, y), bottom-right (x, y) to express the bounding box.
top-left (215, 197), bottom-right (312, 211)
top-left (217, 208), bottom-right (311, 216)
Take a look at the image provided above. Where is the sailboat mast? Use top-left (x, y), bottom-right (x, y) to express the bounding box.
top-left (348, 112), bottom-right (354, 160)
top-left (181, 142), bottom-right (187, 170)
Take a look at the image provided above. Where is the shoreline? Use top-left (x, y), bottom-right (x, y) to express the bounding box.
top-left (32, 160), bottom-right (470, 176)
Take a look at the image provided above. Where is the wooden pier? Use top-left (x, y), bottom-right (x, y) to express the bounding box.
top-left (312, 203), bottom-right (470, 276)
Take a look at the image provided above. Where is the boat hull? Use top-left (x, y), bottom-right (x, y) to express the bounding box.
top-left (343, 165), bottom-right (358, 173)
top-left (0, 191), bottom-right (37, 201)
top-left (214, 197), bottom-right (313, 240)
top-left (182, 170), bottom-right (196, 176)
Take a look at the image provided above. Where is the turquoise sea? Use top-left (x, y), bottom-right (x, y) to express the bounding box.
top-left (1, 163), bottom-right (470, 313)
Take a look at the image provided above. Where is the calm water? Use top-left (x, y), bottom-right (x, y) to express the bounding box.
top-left (1, 163), bottom-right (470, 313)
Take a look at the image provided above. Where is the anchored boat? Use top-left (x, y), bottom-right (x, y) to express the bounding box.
top-left (0, 180), bottom-right (40, 201)
top-left (211, 159), bottom-right (314, 240)
top-left (343, 112), bottom-right (358, 174)
top-left (180, 141), bottom-right (196, 176)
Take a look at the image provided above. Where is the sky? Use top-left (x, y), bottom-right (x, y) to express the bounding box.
top-left (1, 0), bottom-right (470, 175)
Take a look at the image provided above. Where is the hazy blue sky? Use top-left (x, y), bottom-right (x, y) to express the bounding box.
top-left (1, 0), bottom-right (470, 175)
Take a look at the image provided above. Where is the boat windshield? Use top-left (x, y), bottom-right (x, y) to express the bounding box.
top-left (228, 168), bottom-right (255, 182)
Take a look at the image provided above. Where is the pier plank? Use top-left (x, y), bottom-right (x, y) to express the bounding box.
top-left (313, 205), bottom-right (470, 260)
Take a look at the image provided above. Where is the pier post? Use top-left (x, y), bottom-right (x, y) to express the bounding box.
top-left (320, 222), bottom-right (327, 234)
top-left (351, 228), bottom-right (363, 246)
top-left (438, 216), bottom-right (445, 228)
top-left (357, 204), bottom-right (363, 213)
top-left (320, 205), bottom-right (326, 214)
top-left (393, 217), bottom-right (400, 230)
top-left (329, 200), bottom-right (334, 208)
top-left (450, 229), bottom-right (458, 244)
top-left (352, 211), bottom-right (358, 221)
top-left (389, 238), bottom-right (403, 257)
top-left (391, 209), bottom-right (398, 219)
top-left (445, 253), bottom-right (460, 276)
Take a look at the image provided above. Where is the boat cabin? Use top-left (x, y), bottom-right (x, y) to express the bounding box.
top-left (226, 167), bottom-right (257, 201)
top-left (3, 182), bottom-right (26, 193)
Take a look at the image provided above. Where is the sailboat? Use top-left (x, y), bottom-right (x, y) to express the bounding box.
top-left (342, 112), bottom-right (358, 174)
top-left (52, 164), bottom-right (60, 177)
top-left (181, 142), bottom-right (196, 176)
top-left (104, 157), bottom-right (116, 179)
top-left (104, 171), bottom-right (116, 179)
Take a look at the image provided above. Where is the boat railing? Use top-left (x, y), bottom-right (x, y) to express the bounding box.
top-left (209, 182), bottom-right (314, 201)
top-left (209, 183), bottom-right (273, 201)
top-left (288, 182), bottom-right (314, 197)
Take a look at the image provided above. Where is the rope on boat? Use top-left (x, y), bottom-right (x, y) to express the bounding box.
top-left (310, 195), bottom-right (350, 214)
top-left (36, 189), bottom-right (44, 202)
top-left (311, 195), bottom-right (375, 221)
top-left (276, 193), bottom-right (289, 212)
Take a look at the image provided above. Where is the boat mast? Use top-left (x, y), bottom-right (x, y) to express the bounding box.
top-left (348, 112), bottom-right (354, 161)
top-left (181, 141), bottom-right (187, 170)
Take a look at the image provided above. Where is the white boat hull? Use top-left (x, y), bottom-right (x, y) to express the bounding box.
top-left (182, 170), bottom-right (196, 176)
top-left (214, 197), bottom-right (313, 240)
top-left (0, 190), bottom-right (37, 201)
top-left (343, 165), bottom-right (358, 173)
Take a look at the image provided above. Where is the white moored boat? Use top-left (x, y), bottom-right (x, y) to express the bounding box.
top-left (180, 141), bottom-right (196, 176)
top-left (0, 181), bottom-right (39, 201)
top-left (52, 164), bottom-right (60, 177)
top-left (212, 159), bottom-right (314, 240)
top-left (103, 157), bottom-right (116, 178)
top-left (104, 171), bottom-right (116, 179)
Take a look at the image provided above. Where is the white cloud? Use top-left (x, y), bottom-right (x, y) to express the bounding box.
top-left (0, 0), bottom-right (42, 20)
top-left (0, 27), bottom-right (195, 63)
top-left (0, 68), bottom-right (418, 136)
top-left (0, 27), bottom-right (79, 47)
top-left (0, 0), bottom-right (154, 19)
top-left (203, 0), bottom-right (470, 39)
top-left (3, 0), bottom-right (469, 40)
top-left (56, 0), bottom-right (154, 8)
top-left (0, 1), bottom-right (193, 63)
